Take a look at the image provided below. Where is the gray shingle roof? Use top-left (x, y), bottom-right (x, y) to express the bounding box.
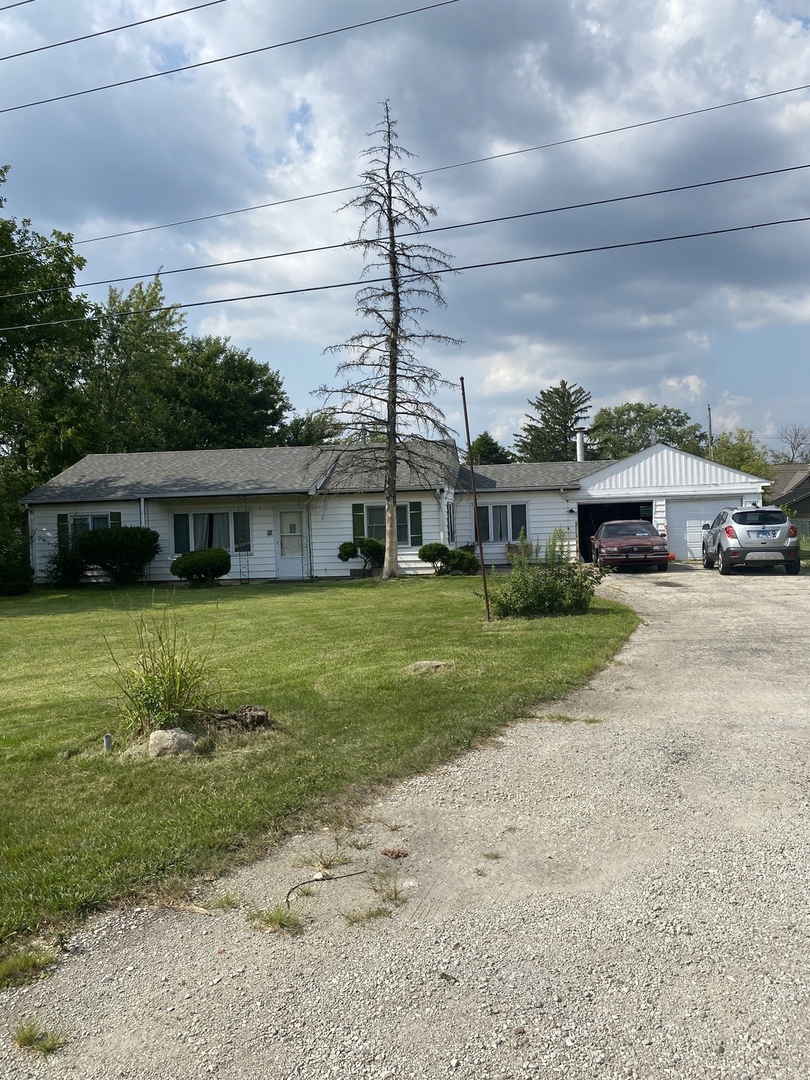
top-left (457, 460), bottom-right (612, 493)
top-left (22, 441), bottom-right (463, 504)
top-left (23, 447), bottom-right (330, 503)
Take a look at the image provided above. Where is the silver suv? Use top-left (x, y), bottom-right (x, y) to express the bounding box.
top-left (702, 506), bottom-right (800, 575)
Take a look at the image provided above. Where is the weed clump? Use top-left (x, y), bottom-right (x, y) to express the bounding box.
top-left (488, 528), bottom-right (605, 619)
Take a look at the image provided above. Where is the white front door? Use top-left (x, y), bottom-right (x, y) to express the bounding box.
top-left (276, 510), bottom-right (306, 578)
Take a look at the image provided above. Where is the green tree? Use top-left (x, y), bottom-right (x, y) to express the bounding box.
top-left (320, 102), bottom-right (461, 579)
top-left (711, 428), bottom-right (775, 480)
top-left (162, 336), bottom-right (291, 449)
top-left (278, 408), bottom-right (344, 446)
top-left (468, 431), bottom-right (514, 465)
top-left (513, 380), bottom-right (591, 462)
top-left (82, 277), bottom-right (185, 454)
top-left (0, 167), bottom-right (94, 535)
top-left (589, 402), bottom-right (706, 459)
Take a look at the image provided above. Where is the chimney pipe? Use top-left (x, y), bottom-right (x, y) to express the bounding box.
top-left (575, 428), bottom-right (586, 462)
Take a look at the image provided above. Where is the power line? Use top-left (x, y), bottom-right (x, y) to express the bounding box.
top-left (4, 161), bottom-right (808, 302)
top-left (14, 77), bottom-right (810, 255)
top-left (0, 0), bottom-right (461, 114)
top-left (0, 1), bottom-right (228, 63)
top-left (2, 213), bottom-right (808, 333)
top-left (0, 0), bottom-right (35, 10)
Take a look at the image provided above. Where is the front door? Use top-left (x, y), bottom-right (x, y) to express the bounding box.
top-left (276, 510), bottom-right (306, 578)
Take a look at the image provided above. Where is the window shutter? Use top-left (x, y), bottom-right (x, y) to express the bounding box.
top-left (409, 501), bottom-right (422, 547)
top-left (352, 503), bottom-right (365, 543)
top-left (110, 512), bottom-right (122, 528)
top-left (57, 513), bottom-right (69, 549)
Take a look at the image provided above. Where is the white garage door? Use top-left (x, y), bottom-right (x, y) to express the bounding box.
top-left (665, 498), bottom-right (738, 559)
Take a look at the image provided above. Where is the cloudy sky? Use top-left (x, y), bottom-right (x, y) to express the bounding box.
top-left (2, 0), bottom-right (810, 453)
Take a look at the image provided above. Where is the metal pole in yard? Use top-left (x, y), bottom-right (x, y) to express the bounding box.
top-left (459, 377), bottom-right (490, 622)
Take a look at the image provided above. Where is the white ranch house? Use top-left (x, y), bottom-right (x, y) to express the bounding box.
top-left (22, 442), bottom-right (767, 582)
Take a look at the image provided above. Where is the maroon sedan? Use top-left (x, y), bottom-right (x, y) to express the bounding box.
top-left (591, 519), bottom-right (670, 571)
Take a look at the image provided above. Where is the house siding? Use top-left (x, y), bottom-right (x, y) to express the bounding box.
top-left (309, 493), bottom-right (446, 576)
top-left (455, 490), bottom-right (575, 559)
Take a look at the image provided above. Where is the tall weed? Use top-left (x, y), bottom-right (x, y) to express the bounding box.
top-left (489, 528), bottom-right (605, 619)
top-left (108, 609), bottom-right (217, 739)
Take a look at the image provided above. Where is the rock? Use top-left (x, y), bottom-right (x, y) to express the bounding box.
top-left (404, 660), bottom-right (453, 675)
top-left (148, 728), bottom-right (196, 757)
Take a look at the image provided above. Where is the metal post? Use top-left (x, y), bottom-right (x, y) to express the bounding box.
top-left (459, 377), bottom-right (490, 622)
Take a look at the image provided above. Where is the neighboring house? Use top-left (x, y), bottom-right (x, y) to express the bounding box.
top-left (766, 463), bottom-right (810, 518)
top-left (22, 441), bottom-right (768, 582)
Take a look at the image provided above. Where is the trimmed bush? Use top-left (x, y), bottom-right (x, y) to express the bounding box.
top-left (77, 526), bottom-right (161, 585)
top-left (418, 542), bottom-right (451, 574)
top-left (0, 533), bottom-right (34, 595)
top-left (170, 547), bottom-right (231, 585)
top-left (357, 536), bottom-right (385, 569)
top-left (337, 541), bottom-right (358, 563)
top-left (446, 548), bottom-right (479, 575)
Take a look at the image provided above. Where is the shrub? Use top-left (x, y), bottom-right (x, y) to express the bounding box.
top-left (77, 526), bottom-right (161, 585)
top-left (488, 529), bottom-right (604, 618)
top-left (418, 542), bottom-right (451, 573)
top-left (446, 548), bottom-right (479, 575)
top-left (0, 533), bottom-right (34, 595)
top-left (171, 547), bottom-right (231, 585)
top-left (337, 541), bottom-right (358, 563)
top-left (357, 536), bottom-right (385, 569)
top-left (44, 540), bottom-right (87, 587)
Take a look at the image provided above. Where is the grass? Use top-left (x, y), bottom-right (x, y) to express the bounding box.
top-left (0, 576), bottom-right (637, 966)
top-left (249, 904), bottom-right (305, 935)
top-left (13, 1020), bottom-right (65, 1055)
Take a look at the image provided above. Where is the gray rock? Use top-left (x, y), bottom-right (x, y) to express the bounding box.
top-left (148, 727), bottom-right (196, 757)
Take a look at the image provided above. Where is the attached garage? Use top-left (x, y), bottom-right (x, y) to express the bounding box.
top-left (575, 445), bottom-right (766, 561)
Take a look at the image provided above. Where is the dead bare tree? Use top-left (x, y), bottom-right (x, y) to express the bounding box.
top-left (319, 101), bottom-right (461, 579)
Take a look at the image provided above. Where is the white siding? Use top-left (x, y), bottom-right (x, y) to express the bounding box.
top-left (455, 490), bottom-right (575, 560)
top-left (309, 493), bottom-right (445, 576)
top-left (29, 501), bottom-right (142, 581)
top-left (582, 444), bottom-right (765, 498)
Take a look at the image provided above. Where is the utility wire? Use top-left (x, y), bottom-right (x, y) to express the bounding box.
top-left (3, 213), bottom-right (808, 333)
top-left (3, 162), bottom-right (808, 302)
top-left (8, 77), bottom-right (808, 256)
top-left (0, 1), bottom-right (227, 62)
top-left (0, 0), bottom-right (461, 114)
top-left (0, 0), bottom-right (35, 10)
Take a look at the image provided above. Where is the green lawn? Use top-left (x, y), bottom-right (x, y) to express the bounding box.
top-left (0, 577), bottom-right (637, 950)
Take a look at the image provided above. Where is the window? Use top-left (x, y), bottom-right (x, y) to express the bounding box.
top-left (71, 513), bottom-right (110, 538)
top-left (446, 503), bottom-right (456, 544)
top-left (172, 511), bottom-right (251, 554)
top-left (476, 504), bottom-right (527, 543)
top-left (352, 502), bottom-right (423, 547)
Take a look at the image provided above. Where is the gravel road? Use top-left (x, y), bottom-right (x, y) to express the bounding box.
top-left (3, 564), bottom-right (810, 1080)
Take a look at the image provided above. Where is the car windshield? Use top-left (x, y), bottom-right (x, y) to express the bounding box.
top-left (732, 510), bottom-right (786, 526)
top-left (601, 522), bottom-right (659, 538)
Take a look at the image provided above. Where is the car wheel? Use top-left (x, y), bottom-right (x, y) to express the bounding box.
top-left (718, 547), bottom-right (734, 576)
top-left (785, 561), bottom-right (801, 576)
top-left (656, 560), bottom-right (669, 571)
top-left (702, 546), bottom-right (715, 569)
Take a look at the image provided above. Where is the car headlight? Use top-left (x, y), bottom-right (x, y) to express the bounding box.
top-left (604, 545), bottom-right (619, 553)
top-left (652, 544), bottom-right (667, 551)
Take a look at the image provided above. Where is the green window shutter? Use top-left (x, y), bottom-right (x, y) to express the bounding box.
top-left (57, 513), bottom-right (69, 549)
top-left (409, 501), bottom-right (422, 547)
top-left (352, 503), bottom-right (365, 543)
top-left (110, 511), bottom-right (122, 528)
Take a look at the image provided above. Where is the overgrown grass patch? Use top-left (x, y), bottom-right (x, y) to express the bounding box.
top-left (0, 577), bottom-right (637, 963)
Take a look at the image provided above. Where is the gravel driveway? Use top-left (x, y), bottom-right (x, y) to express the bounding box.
top-left (3, 564), bottom-right (810, 1080)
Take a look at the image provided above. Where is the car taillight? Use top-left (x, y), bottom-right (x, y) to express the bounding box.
top-left (724, 525), bottom-right (737, 539)
top-left (789, 524), bottom-right (798, 538)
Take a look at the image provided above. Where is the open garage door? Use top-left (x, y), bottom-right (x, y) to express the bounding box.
top-left (577, 501), bottom-right (653, 562)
